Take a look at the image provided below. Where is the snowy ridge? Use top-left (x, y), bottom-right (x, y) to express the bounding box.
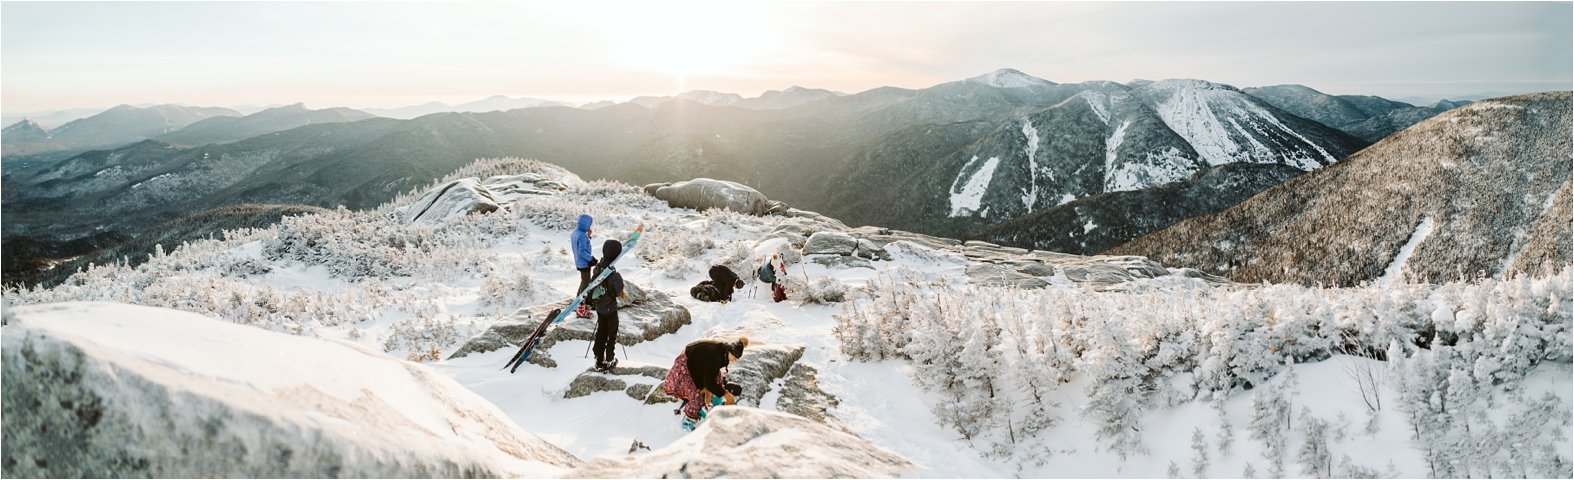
top-left (968, 68), bottom-right (1055, 88)
top-left (949, 155), bottom-right (1000, 217)
top-left (1144, 79), bottom-right (1337, 169)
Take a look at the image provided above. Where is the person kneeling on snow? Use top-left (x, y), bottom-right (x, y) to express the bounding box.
top-left (689, 265), bottom-right (745, 303)
top-left (662, 336), bottom-right (749, 431)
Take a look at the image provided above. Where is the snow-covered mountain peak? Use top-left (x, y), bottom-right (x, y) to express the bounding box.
top-left (969, 68), bottom-right (1056, 88)
top-left (1143, 78), bottom-right (1239, 94)
top-left (1136, 78), bottom-right (1344, 169)
top-left (675, 90), bottom-right (746, 106)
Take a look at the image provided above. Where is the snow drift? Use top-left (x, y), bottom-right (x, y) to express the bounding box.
top-left (1, 302), bottom-right (579, 478)
top-left (565, 407), bottom-right (914, 478)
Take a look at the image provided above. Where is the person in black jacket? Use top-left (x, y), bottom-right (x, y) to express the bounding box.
top-left (591, 239), bottom-right (626, 371)
top-left (690, 265), bottom-right (745, 303)
top-left (661, 336), bottom-right (749, 431)
top-left (707, 265), bottom-right (744, 302)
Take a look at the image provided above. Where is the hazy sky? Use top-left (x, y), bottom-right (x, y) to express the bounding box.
top-left (3, 1), bottom-right (1570, 112)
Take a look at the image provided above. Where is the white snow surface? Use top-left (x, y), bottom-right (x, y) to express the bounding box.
top-left (1146, 79), bottom-right (1337, 170)
top-left (3, 302), bottom-right (580, 477)
top-left (948, 155), bottom-right (1000, 217)
top-left (565, 407), bottom-right (913, 478)
top-left (1379, 214), bottom-right (1435, 285)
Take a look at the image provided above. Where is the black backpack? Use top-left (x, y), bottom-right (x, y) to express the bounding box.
top-left (690, 282), bottom-right (721, 302)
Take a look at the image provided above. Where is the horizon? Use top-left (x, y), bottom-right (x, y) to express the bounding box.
top-left (3, 1), bottom-right (1571, 113)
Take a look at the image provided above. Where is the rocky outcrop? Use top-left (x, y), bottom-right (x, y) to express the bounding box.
top-left (397, 172), bottom-right (576, 224)
top-left (448, 282), bottom-right (691, 367)
top-left (776, 364), bottom-right (842, 429)
top-left (727, 343), bottom-right (806, 408)
top-left (564, 407), bottom-right (914, 479)
top-left (645, 178), bottom-right (771, 215)
top-left (958, 241), bottom-right (1201, 289)
top-left (558, 342), bottom-right (806, 409)
top-left (563, 362), bottom-right (675, 404)
top-left (804, 231), bottom-right (859, 255)
top-left (2, 302), bottom-right (579, 478)
top-left (397, 178), bottom-right (499, 224)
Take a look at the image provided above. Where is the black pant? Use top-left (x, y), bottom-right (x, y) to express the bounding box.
top-left (576, 267), bottom-right (593, 297)
top-left (593, 308), bottom-right (619, 364)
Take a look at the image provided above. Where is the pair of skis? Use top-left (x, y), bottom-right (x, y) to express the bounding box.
top-left (501, 225), bottom-right (644, 373)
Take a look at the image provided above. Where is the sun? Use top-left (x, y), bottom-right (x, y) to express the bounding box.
top-left (601, 2), bottom-right (780, 80)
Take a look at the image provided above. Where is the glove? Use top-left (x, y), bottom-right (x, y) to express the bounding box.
top-left (589, 257), bottom-right (598, 266)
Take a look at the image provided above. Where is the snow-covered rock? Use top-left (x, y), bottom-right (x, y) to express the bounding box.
top-left (812, 254), bottom-right (875, 270)
top-left (0, 302), bottom-right (579, 478)
top-left (397, 169), bottom-right (582, 224)
top-left (560, 342), bottom-right (805, 410)
top-left (803, 231), bottom-right (859, 256)
top-left (564, 407), bottom-right (915, 478)
top-left (448, 282), bottom-right (691, 367)
top-left (774, 364), bottom-right (842, 428)
top-left (563, 362), bottom-right (674, 403)
top-left (645, 178), bottom-right (772, 216)
top-left (396, 178), bottom-right (500, 224)
top-left (727, 343), bottom-right (806, 408)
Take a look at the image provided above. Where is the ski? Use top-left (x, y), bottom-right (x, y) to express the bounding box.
top-left (503, 225), bottom-right (644, 373)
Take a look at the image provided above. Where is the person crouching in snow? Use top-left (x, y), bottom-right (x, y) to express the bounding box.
top-left (662, 336), bottom-right (749, 431)
top-left (571, 214), bottom-right (596, 319)
top-left (590, 239), bottom-right (626, 371)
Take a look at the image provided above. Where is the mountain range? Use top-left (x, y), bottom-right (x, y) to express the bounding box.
top-left (1, 104), bottom-right (239, 157)
top-left (1109, 92), bottom-right (1572, 286)
top-left (1243, 84), bottom-right (1464, 142)
top-left (156, 103), bottom-right (376, 146)
top-left (1, 69), bottom-right (1499, 286)
top-left (360, 95), bottom-right (569, 119)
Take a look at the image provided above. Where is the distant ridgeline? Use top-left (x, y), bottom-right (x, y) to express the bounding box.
top-left (1, 71), bottom-right (1513, 287)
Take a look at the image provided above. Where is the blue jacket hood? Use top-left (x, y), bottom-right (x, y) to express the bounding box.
top-left (571, 214), bottom-right (595, 269)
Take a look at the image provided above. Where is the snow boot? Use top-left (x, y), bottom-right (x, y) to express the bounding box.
top-left (574, 304), bottom-right (592, 319)
top-left (681, 415), bottom-right (699, 432)
top-left (602, 357), bottom-right (618, 372)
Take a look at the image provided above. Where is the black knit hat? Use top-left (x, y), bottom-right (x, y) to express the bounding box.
top-left (731, 336), bottom-right (749, 358)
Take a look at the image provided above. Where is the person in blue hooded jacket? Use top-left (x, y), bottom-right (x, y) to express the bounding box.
top-left (571, 214), bottom-right (596, 318)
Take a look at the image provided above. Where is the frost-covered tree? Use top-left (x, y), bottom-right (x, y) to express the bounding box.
top-left (1080, 314), bottom-right (1149, 459)
top-left (1250, 379), bottom-right (1292, 477)
top-left (1297, 408), bottom-right (1332, 478)
top-left (1190, 426), bottom-right (1210, 478)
